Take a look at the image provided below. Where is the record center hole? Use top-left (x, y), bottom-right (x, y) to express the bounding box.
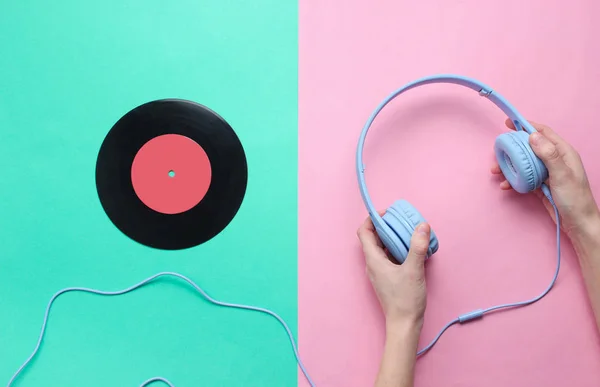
top-left (168, 170), bottom-right (175, 178)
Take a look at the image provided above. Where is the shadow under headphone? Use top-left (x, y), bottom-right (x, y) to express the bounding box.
top-left (356, 74), bottom-right (562, 356)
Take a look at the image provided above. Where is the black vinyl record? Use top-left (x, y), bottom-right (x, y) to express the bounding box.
top-left (95, 99), bottom-right (247, 250)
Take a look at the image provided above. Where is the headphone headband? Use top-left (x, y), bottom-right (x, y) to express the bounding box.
top-left (356, 74), bottom-right (536, 228)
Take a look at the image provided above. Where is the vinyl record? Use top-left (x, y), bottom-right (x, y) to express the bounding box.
top-left (95, 99), bottom-right (247, 250)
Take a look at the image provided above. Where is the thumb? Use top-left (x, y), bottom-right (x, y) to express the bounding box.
top-left (529, 132), bottom-right (567, 179)
top-left (405, 223), bottom-right (430, 269)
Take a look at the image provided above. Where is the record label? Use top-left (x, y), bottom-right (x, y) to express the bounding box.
top-left (131, 134), bottom-right (212, 215)
top-left (95, 99), bottom-right (247, 250)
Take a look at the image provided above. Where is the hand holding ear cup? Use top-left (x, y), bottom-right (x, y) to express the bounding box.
top-left (355, 76), bottom-right (563, 358)
top-left (375, 200), bottom-right (439, 264)
top-left (494, 130), bottom-right (548, 193)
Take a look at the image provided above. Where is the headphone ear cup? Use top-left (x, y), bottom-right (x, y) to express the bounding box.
top-left (494, 131), bottom-right (548, 193)
top-left (374, 224), bottom-right (408, 263)
top-left (379, 200), bottom-right (439, 264)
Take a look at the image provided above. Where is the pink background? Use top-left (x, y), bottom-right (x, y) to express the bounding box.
top-left (299, 1), bottom-right (600, 386)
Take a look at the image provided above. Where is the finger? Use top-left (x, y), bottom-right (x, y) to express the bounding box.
top-left (357, 216), bottom-right (387, 261)
top-left (505, 117), bottom-right (545, 132)
top-left (491, 163), bottom-right (503, 175)
top-left (404, 223), bottom-right (430, 271)
top-left (491, 162), bottom-right (518, 190)
top-left (528, 189), bottom-right (557, 222)
top-left (505, 118), bottom-right (565, 146)
top-left (357, 214), bottom-right (375, 233)
top-left (532, 188), bottom-right (557, 220)
top-left (532, 187), bottom-right (544, 200)
top-left (542, 197), bottom-right (557, 223)
top-left (357, 217), bottom-right (382, 249)
top-left (499, 180), bottom-right (512, 190)
top-left (503, 118), bottom-right (549, 131)
top-left (526, 121), bottom-right (565, 146)
top-left (356, 210), bottom-right (386, 234)
top-left (529, 132), bottom-right (569, 179)
top-left (504, 118), bottom-right (516, 130)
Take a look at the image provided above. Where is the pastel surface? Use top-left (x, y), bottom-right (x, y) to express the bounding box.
top-left (299, 1), bottom-right (600, 386)
top-left (0, 1), bottom-right (298, 386)
top-left (2, 1), bottom-right (600, 386)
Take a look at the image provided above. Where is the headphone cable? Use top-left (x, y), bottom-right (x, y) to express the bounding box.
top-left (7, 187), bottom-right (560, 385)
top-left (6, 272), bottom-right (316, 387)
top-left (417, 185), bottom-right (560, 356)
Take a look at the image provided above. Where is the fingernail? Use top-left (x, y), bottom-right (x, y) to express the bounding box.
top-left (417, 223), bottom-right (430, 234)
top-left (530, 132), bottom-right (544, 145)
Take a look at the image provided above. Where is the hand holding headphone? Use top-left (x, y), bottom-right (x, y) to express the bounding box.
top-left (356, 74), bottom-right (561, 356)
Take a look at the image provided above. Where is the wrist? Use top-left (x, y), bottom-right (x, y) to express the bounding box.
top-left (569, 209), bottom-right (600, 260)
top-left (385, 316), bottom-right (423, 339)
top-left (376, 316), bottom-right (421, 387)
top-left (384, 319), bottom-right (422, 358)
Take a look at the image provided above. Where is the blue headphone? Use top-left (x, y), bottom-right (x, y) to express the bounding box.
top-left (357, 74), bottom-right (550, 264)
top-left (356, 74), bottom-right (562, 357)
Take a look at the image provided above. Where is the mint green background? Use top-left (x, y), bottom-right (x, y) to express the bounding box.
top-left (0, 1), bottom-right (298, 386)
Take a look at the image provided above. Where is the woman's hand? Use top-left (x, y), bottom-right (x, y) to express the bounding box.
top-left (492, 119), bottom-right (600, 333)
top-left (357, 215), bottom-right (431, 387)
top-left (491, 118), bottom-right (600, 239)
top-left (357, 214), bottom-right (430, 330)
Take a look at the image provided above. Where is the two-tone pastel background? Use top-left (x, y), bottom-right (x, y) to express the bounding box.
top-left (2, 1), bottom-right (600, 386)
